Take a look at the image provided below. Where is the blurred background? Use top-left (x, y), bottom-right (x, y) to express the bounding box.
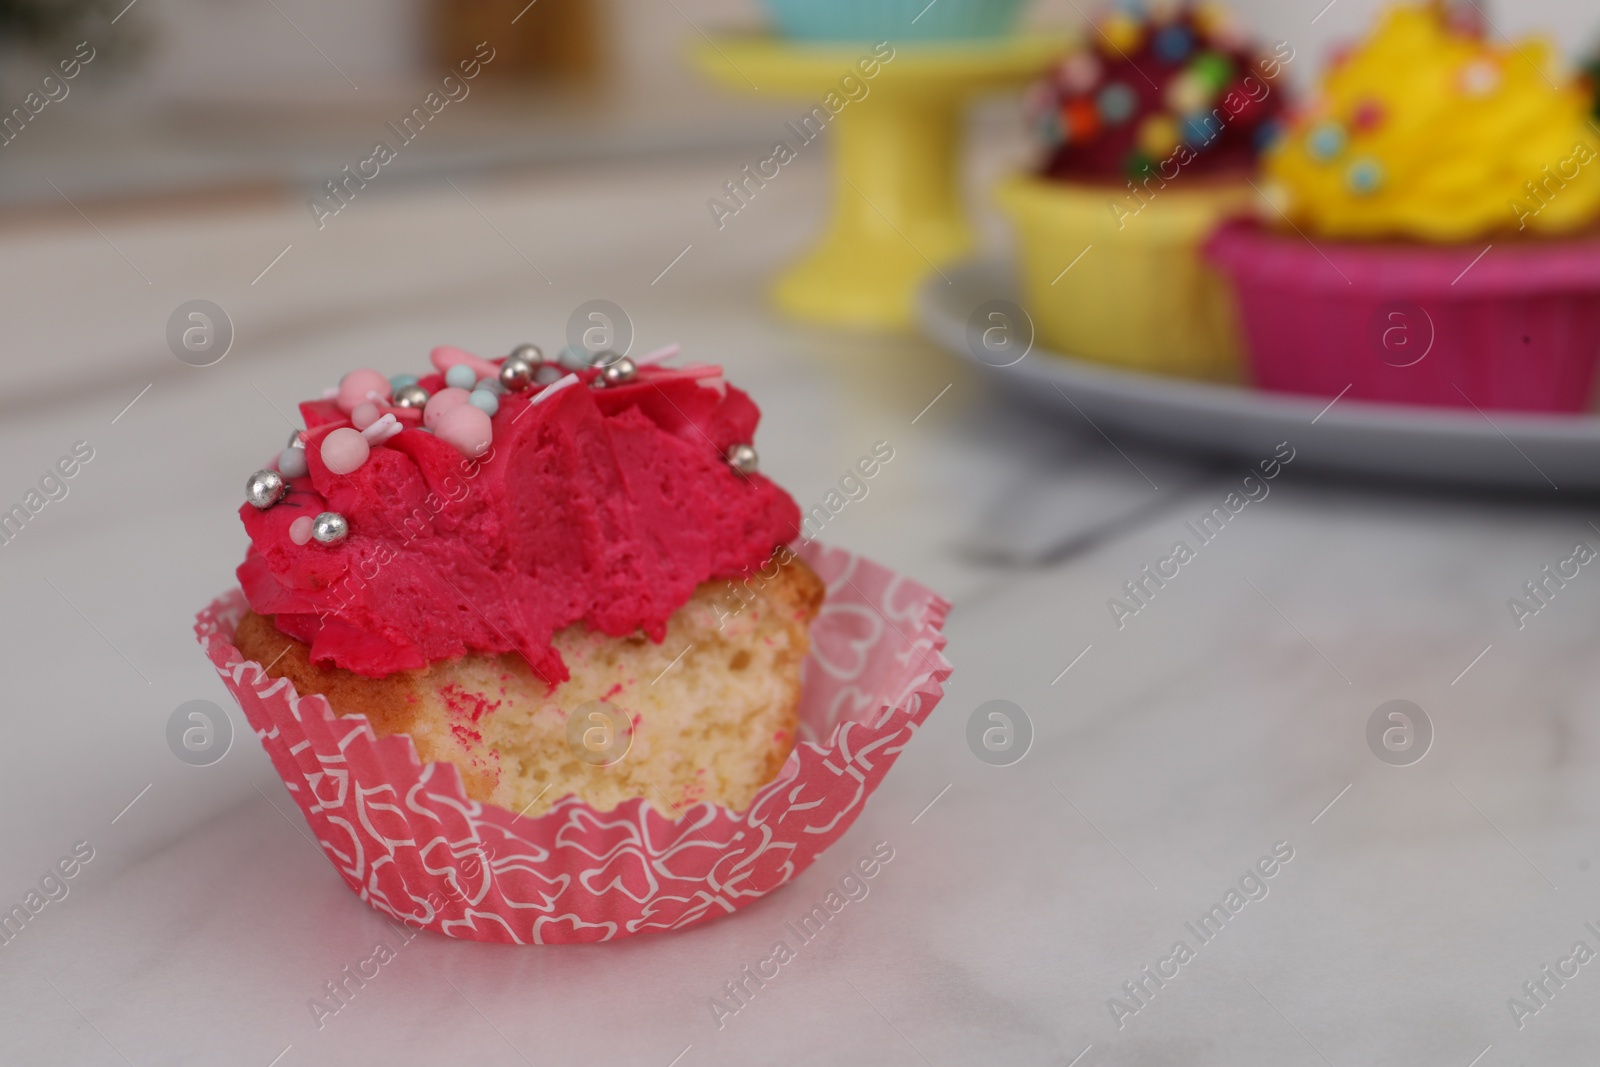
top-left (0, 0), bottom-right (1592, 210)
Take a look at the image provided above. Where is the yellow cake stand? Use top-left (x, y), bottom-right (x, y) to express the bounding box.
top-left (692, 35), bottom-right (1067, 329)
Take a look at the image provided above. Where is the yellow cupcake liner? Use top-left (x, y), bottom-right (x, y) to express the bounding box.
top-left (996, 175), bottom-right (1253, 380)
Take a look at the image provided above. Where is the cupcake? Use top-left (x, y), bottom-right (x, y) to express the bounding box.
top-left (997, 1), bottom-right (1292, 379)
top-left (199, 342), bottom-right (952, 943)
top-left (761, 0), bottom-right (1027, 42)
top-left (1206, 4), bottom-right (1600, 412)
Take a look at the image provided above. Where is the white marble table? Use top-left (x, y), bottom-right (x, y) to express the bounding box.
top-left (1, 146), bottom-right (1597, 1067)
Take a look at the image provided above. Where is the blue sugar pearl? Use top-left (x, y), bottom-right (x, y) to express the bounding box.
top-left (468, 389), bottom-right (499, 416)
top-left (1307, 122), bottom-right (1346, 162)
top-left (445, 364), bottom-right (477, 390)
top-left (476, 376), bottom-right (505, 396)
top-left (277, 446), bottom-right (308, 479)
top-left (1346, 158), bottom-right (1383, 195)
top-left (1097, 82), bottom-right (1138, 125)
top-left (1182, 113), bottom-right (1216, 146)
top-left (389, 373), bottom-right (419, 390)
top-left (1253, 119), bottom-right (1284, 151)
top-left (1154, 25), bottom-right (1193, 64)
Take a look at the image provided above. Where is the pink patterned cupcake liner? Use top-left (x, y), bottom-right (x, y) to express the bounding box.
top-left (1205, 219), bottom-right (1600, 412)
top-left (195, 542), bottom-right (951, 945)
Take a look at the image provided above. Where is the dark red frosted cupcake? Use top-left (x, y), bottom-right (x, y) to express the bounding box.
top-left (999, 1), bottom-right (1293, 378)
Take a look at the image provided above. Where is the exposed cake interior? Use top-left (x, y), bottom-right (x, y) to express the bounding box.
top-left (237, 559), bottom-right (823, 818)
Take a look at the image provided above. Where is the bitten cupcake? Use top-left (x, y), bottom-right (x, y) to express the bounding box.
top-left (997, 1), bottom-right (1292, 378)
top-left (1206, 3), bottom-right (1600, 411)
top-left (231, 344), bottom-right (820, 820)
top-left (199, 342), bottom-right (952, 943)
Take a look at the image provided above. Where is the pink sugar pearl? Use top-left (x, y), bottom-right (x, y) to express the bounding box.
top-left (350, 401), bottom-right (381, 431)
top-left (337, 369), bottom-right (391, 413)
top-left (320, 427), bottom-right (371, 474)
top-left (289, 516), bottom-right (314, 545)
top-left (423, 387), bottom-right (471, 429)
top-left (430, 345), bottom-right (499, 380)
top-left (435, 404), bottom-right (492, 457)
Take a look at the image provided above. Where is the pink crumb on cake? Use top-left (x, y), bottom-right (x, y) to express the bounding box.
top-left (440, 682), bottom-right (502, 724)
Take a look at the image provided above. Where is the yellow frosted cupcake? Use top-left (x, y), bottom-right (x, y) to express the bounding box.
top-left (997, 1), bottom-right (1294, 379)
top-left (1206, 3), bottom-right (1600, 411)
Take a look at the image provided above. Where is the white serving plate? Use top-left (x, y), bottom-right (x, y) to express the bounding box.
top-left (918, 260), bottom-right (1600, 493)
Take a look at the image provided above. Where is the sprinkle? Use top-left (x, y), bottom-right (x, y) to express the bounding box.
top-left (1064, 98), bottom-right (1100, 140)
top-left (1253, 118), bottom-right (1284, 151)
top-left (350, 401), bottom-right (381, 431)
top-left (361, 413), bottom-right (403, 445)
top-left (423, 387), bottom-right (471, 430)
top-left (1099, 12), bottom-right (1143, 54)
top-left (1059, 52), bottom-right (1101, 94)
top-left (557, 346), bottom-right (591, 372)
top-left (289, 516), bottom-right (314, 545)
top-left (1180, 114), bottom-right (1215, 147)
top-left (435, 404), bottom-right (492, 457)
top-left (278, 445), bottom-right (309, 479)
top-left (1194, 2), bottom-right (1234, 38)
top-left (311, 512), bottom-right (349, 544)
top-left (635, 343), bottom-right (682, 367)
top-left (1190, 51), bottom-right (1234, 93)
top-left (1307, 122), bottom-right (1346, 161)
top-left (1347, 157), bottom-right (1384, 195)
top-left (1254, 179), bottom-right (1292, 217)
top-left (321, 427), bottom-right (370, 475)
top-left (429, 345), bottom-right (499, 379)
top-left (1154, 24), bottom-right (1193, 63)
top-left (526, 372), bottom-right (579, 409)
top-left (337, 369), bottom-right (391, 413)
top-left (1166, 72), bottom-right (1210, 115)
top-left (1138, 114), bottom-right (1180, 156)
top-left (444, 364), bottom-right (477, 390)
top-left (389, 373), bottom-right (419, 391)
top-left (1460, 61), bottom-right (1500, 96)
top-left (1096, 82), bottom-right (1138, 124)
top-left (1350, 99), bottom-right (1385, 132)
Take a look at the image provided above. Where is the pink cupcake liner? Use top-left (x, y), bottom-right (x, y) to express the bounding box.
top-left (1204, 220), bottom-right (1600, 412)
top-left (195, 543), bottom-right (950, 945)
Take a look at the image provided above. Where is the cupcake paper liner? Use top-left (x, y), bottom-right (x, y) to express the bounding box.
top-left (997, 176), bottom-right (1252, 381)
top-left (195, 543), bottom-right (951, 945)
top-left (1205, 220), bottom-right (1600, 412)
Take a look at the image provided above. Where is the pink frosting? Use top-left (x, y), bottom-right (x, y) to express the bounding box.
top-left (238, 365), bottom-right (799, 681)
